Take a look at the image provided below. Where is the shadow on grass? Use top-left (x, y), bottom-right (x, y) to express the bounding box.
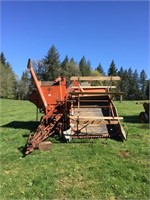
top-left (3, 121), bottom-right (124, 157)
top-left (123, 115), bottom-right (139, 123)
top-left (18, 146), bottom-right (27, 155)
top-left (1, 121), bottom-right (40, 132)
top-left (123, 115), bottom-right (149, 129)
top-left (1, 121), bottom-right (124, 142)
top-left (18, 146), bottom-right (40, 157)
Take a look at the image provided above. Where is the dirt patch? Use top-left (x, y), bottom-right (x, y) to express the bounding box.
top-left (118, 150), bottom-right (130, 158)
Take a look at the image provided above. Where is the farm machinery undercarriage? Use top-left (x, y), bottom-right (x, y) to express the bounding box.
top-left (24, 59), bottom-right (126, 156)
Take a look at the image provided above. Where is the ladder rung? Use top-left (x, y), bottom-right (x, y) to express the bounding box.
top-left (70, 116), bottom-right (123, 120)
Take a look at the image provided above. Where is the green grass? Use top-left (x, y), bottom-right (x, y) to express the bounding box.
top-left (0, 99), bottom-right (149, 200)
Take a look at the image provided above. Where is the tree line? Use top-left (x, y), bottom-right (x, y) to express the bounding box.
top-left (0, 45), bottom-right (149, 100)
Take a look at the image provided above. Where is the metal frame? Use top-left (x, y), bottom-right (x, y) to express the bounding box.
top-left (24, 59), bottom-right (126, 156)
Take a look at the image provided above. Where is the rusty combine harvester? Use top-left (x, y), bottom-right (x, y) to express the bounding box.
top-left (24, 59), bottom-right (126, 156)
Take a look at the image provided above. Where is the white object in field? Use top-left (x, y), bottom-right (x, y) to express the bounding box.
top-left (63, 124), bottom-right (75, 141)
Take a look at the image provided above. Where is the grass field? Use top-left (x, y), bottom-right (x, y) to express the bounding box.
top-left (0, 99), bottom-right (149, 200)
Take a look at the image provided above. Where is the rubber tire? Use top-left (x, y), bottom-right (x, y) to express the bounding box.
top-left (139, 112), bottom-right (148, 123)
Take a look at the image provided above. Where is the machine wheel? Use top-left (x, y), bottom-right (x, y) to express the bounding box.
top-left (139, 112), bottom-right (148, 123)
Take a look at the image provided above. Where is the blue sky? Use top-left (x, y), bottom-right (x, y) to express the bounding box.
top-left (1, 1), bottom-right (149, 78)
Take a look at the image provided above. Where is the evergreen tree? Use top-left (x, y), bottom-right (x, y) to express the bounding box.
top-left (70, 58), bottom-right (75, 63)
top-left (0, 52), bottom-right (6, 65)
top-left (79, 56), bottom-right (91, 76)
top-left (96, 63), bottom-right (105, 75)
top-left (118, 66), bottom-right (124, 77)
top-left (139, 70), bottom-right (147, 99)
top-left (127, 68), bottom-right (134, 99)
top-left (117, 66), bottom-right (124, 93)
top-left (32, 60), bottom-right (46, 81)
top-left (0, 58), bottom-right (17, 99)
top-left (128, 67), bottom-right (132, 77)
top-left (122, 69), bottom-right (130, 100)
top-left (60, 55), bottom-right (69, 76)
top-left (43, 45), bottom-right (60, 80)
top-left (61, 55), bottom-right (69, 70)
top-left (108, 60), bottom-right (117, 76)
top-left (68, 58), bottom-right (79, 77)
top-left (107, 60), bottom-right (118, 89)
top-left (132, 69), bottom-right (140, 100)
top-left (79, 56), bottom-right (86, 76)
top-left (18, 70), bottom-right (30, 100)
top-left (86, 60), bottom-right (92, 76)
top-left (61, 57), bottom-right (79, 85)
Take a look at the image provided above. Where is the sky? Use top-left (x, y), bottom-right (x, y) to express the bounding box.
top-left (1, 0), bottom-right (150, 79)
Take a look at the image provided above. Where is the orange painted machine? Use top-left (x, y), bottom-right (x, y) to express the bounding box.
top-left (24, 59), bottom-right (126, 156)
